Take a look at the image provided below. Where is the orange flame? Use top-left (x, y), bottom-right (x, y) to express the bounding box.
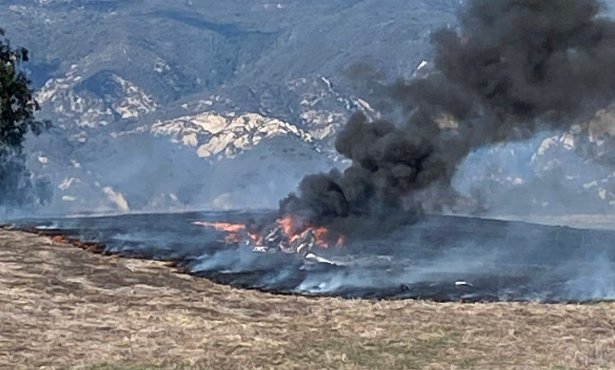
top-left (275, 215), bottom-right (344, 249)
top-left (194, 216), bottom-right (346, 250)
top-left (193, 221), bottom-right (247, 245)
top-left (276, 215), bottom-right (298, 239)
top-left (193, 221), bottom-right (246, 233)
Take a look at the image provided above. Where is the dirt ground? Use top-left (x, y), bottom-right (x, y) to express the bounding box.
top-left (1, 230), bottom-right (615, 369)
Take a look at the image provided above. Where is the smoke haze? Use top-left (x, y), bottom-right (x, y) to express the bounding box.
top-left (281, 0), bottom-right (615, 233)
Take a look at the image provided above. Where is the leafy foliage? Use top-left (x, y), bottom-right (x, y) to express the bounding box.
top-left (0, 28), bottom-right (51, 208)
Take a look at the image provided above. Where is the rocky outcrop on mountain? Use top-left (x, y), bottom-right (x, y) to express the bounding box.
top-left (36, 66), bottom-right (158, 129)
top-left (151, 112), bottom-right (316, 160)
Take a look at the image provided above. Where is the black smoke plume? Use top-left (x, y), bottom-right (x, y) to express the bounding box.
top-left (281, 0), bottom-right (615, 234)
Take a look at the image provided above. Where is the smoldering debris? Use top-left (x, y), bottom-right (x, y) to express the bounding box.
top-left (281, 0), bottom-right (615, 234)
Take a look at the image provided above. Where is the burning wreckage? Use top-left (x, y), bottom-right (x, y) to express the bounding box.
top-left (194, 217), bottom-right (346, 266)
top-left (15, 0), bottom-right (615, 303)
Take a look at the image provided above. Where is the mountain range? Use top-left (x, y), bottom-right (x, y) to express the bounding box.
top-left (2, 0), bottom-right (615, 216)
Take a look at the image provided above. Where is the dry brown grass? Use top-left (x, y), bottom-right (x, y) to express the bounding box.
top-left (1, 230), bottom-right (615, 369)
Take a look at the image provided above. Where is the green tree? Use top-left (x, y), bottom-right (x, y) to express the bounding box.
top-left (0, 28), bottom-right (51, 208)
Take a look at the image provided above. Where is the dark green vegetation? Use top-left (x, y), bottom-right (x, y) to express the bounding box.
top-left (0, 28), bottom-right (50, 208)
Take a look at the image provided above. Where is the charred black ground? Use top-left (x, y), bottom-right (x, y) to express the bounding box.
top-left (15, 211), bottom-right (615, 303)
top-left (282, 0), bottom-right (615, 234)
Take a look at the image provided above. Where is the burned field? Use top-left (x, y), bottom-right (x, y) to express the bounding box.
top-left (15, 211), bottom-right (615, 303)
top-left (2, 228), bottom-right (615, 369)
